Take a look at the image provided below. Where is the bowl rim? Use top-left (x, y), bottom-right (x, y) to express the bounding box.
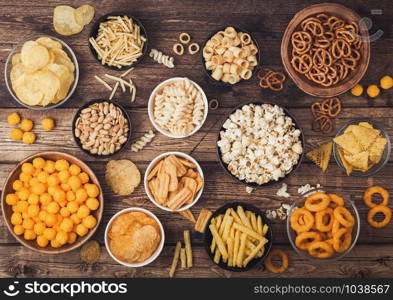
top-left (1, 151), bottom-right (104, 254)
top-left (203, 201), bottom-right (273, 272)
top-left (71, 99), bottom-right (132, 158)
top-left (332, 118), bottom-right (391, 177)
top-left (143, 151), bottom-right (205, 212)
top-left (104, 207), bottom-right (165, 267)
top-left (88, 12), bottom-right (148, 71)
top-left (280, 2), bottom-right (371, 97)
top-left (4, 34), bottom-right (79, 110)
top-left (201, 25), bottom-right (261, 87)
top-left (286, 188), bottom-right (360, 263)
top-left (216, 101), bottom-right (305, 188)
top-left (147, 77), bottom-right (209, 139)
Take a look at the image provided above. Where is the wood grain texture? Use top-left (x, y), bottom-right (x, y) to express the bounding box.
top-left (0, 0), bottom-right (392, 278)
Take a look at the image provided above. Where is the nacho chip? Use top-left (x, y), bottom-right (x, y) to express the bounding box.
top-left (351, 125), bottom-right (379, 150)
top-left (368, 136), bottom-right (387, 164)
top-left (306, 141), bottom-right (332, 172)
top-left (333, 132), bottom-right (363, 155)
top-left (105, 160), bottom-right (141, 195)
top-left (344, 151), bottom-right (369, 171)
top-left (337, 146), bottom-right (353, 175)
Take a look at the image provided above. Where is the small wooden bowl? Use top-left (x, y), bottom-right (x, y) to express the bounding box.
top-left (281, 3), bottom-right (370, 97)
top-left (1, 152), bottom-right (104, 254)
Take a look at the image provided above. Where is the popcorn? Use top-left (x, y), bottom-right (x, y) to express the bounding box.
top-left (218, 104), bottom-right (303, 185)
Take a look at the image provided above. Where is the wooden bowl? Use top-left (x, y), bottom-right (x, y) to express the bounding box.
top-left (1, 152), bottom-right (104, 254)
top-left (281, 3), bottom-right (370, 97)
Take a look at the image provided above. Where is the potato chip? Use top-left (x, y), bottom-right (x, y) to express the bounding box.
top-left (45, 63), bottom-right (73, 101)
top-left (50, 48), bottom-right (75, 73)
top-left (29, 70), bottom-right (60, 106)
top-left (14, 81), bottom-right (43, 106)
top-left (74, 4), bottom-right (95, 26)
top-left (10, 63), bottom-right (25, 83)
top-left (105, 160), bottom-right (141, 196)
top-left (53, 5), bottom-right (83, 36)
top-left (333, 132), bottom-right (362, 155)
top-left (21, 44), bottom-right (50, 73)
top-left (36, 36), bottom-right (62, 49)
top-left (11, 53), bottom-right (21, 66)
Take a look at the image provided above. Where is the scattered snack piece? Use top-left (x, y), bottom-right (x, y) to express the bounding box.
top-left (20, 119), bottom-right (34, 132)
top-left (179, 209), bottom-right (196, 223)
top-left (74, 4), bottom-right (95, 26)
top-left (149, 49), bottom-right (175, 68)
top-left (173, 43), bottom-right (184, 56)
top-left (367, 85), bottom-right (380, 98)
top-left (10, 37), bottom-right (75, 107)
top-left (80, 240), bottom-right (101, 264)
top-left (5, 157), bottom-right (100, 248)
top-left (203, 27), bottom-right (258, 84)
top-left (179, 33), bottom-right (191, 44)
top-left (10, 128), bottom-right (23, 141)
top-left (380, 75), bottom-right (393, 90)
top-left (188, 43), bottom-right (200, 55)
top-left (41, 118), bottom-right (55, 131)
top-left (257, 67), bottom-right (286, 91)
top-left (184, 230), bottom-right (193, 267)
top-left (245, 186), bottom-right (254, 194)
top-left (169, 241), bottom-right (181, 277)
top-left (218, 103), bottom-right (302, 185)
top-left (131, 130), bottom-right (155, 152)
top-left (297, 183), bottom-right (322, 195)
top-left (152, 78), bottom-right (206, 137)
top-left (264, 249), bottom-right (288, 273)
top-left (266, 203), bottom-right (291, 221)
top-left (105, 160), bottom-right (141, 196)
top-left (290, 14), bottom-right (362, 87)
top-left (74, 101), bottom-right (129, 155)
top-left (363, 186), bottom-right (389, 208)
top-left (180, 248), bottom-right (187, 269)
top-left (276, 183), bottom-right (290, 198)
top-left (363, 186), bottom-right (391, 228)
top-left (94, 75), bottom-right (112, 91)
top-left (351, 84), bottom-right (363, 96)
top-left (290, 191), bottom-right (355, 259)
top-left (208, 205), bottom-right (269, 268)
top-left (208, 99), bottom-right (219, 110)
top-left (147, 154), bottom-right (203, 211)
top-left (7, 112), bottom-right (20, 126)
top-left (108, 211), bottom-right (161, 263)
top-left (333, 121), bottom-right (387, 175)
top-left (195, 209), bottom-right (212, 233)
top-left (306, 141), bottom-right (332, 172)
top-left (311, 97), bottom-right (341, 134)
top-left (89, 15), bottom-right (146, 68)
top-left (53, 5), bottom-right (83, 36)
top-left (22, 132), bottom-right (36, 144)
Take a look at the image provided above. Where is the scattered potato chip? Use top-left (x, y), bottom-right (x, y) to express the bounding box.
top-left (105, 160), bottom-right (141, 195)
top-left (53, 5), bottom-right (83, 36)
top-left (36, 37), bottom-right (62, 49)
top-left (74, 4), bottom-right (95, 26)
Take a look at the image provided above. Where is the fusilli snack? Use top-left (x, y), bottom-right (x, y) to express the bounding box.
top-left (152, 78), bottom-right (206, 137)
top-left (149, 48), bottom-right (175, 68)
top-left (203, 27), bottom-right (259, 84)
top-left (131, 130), bottom-right (155, 152)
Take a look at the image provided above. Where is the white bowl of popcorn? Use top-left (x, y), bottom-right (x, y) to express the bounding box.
top-left (216, 102), bottom-right (304, 187)
top-left (148, 77), bottom-right (208, 138)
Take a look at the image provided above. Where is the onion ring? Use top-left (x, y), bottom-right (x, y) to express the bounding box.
top-left (295, 231), bottom-right (321, 250)
top-left (315, 207), bottom-right (334, 232)
top-left (308, 241), bottom-right (334, 258)
top-left (304, 192), bottom-right (330, 212)
top-left (264, 249), bottom-right (289, 273)
top-left (328, 193), bottom-right (344, 208)
top-left (367, 205), bottom-right (392, 228)
top-left (333, 206), bottom-right (355, 227)
top-left (290, 208), bottom-right (314, 233)
top-left (333, 227), bottom-right (352, 253)
top-left (363, 186), bottom-right (389, 208)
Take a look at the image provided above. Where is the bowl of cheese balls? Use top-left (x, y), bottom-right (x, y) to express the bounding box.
top-left (1, 152), bottom-right (103, 254)
top-left (202, 26), bottom-right (260, 86)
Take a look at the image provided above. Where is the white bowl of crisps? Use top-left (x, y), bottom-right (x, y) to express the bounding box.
top-left (202, 26), bottom-right (260, 86)
top-left (204, 202), bottom-right (272, 272)
top-left (287, 189), bottom-right (360, 262)
top-left (1, 152), bottom-right (103, 254)
top-left (105, 207), bottom-right (164, 267)
top-left (89, 12), bottom-right (148, 70)
top-left (148, 77), bottom-right (208, 138)
top-left (332, 120), bottom-right (391, 177)
top-left (281, 3), bottom-right (370, 97)
top-left (5, 35), bottom-right (79, 110)
top-left (144, 152), bottom-right (204, 212)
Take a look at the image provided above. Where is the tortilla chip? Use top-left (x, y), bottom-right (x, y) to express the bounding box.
top-left (351, 125), bottom-right (379, 150)
top-left (343, 124), bottom-right (358, 134)
top-left (306, 141), bottom-right (332, 172)
top-left (368, 136), bottom-right (387, 164)
top-left (333, 132), bottom-right (363, 155)
top-left (344, 151), bottom-right (369, 171)
top-left (337, 146), bottom-right (353, 175)
top-left (358, 122), bottom-right (373, 129)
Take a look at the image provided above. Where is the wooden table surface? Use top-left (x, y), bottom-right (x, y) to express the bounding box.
top-left (0, 0), bottom-right (392, 278)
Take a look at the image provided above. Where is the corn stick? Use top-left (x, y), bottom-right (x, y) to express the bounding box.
top-left (120, 67), bottom-right (134, 77)
top-left (233, 223), bottom-right (264, 241)
top-left (94, 75), bottom-right (112, 91)
top-left (210, 216), bottom-right (223, 253)
top-left (169, 241), bottom-right (181, 278)
top-left (237, 233), bottom-right (247, 267)
top-left (233, 230), bottom-right (240, 266)
top-left (109, 81), bottom-right (119, 100)
top-left (209, 224), bottom-right (228, 260)
top-left (237, 206), bottom-right (252, 228)
top-left (183, 230), bottom-right (193, 268)
top-left (257, 215), bottom-right (263, 235)
top-left (180, 248), bottom-right (186, 269)
top-left (243, 239), bottom-right (267, 267)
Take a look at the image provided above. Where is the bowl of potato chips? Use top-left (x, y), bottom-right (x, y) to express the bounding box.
top-left (5, 35), bottom-right (78, 110)
top-left (333, 119), bottom-right (391, 177)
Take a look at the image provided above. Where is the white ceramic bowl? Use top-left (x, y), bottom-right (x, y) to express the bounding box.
top-left (147, 77), bottom-right (208, 138)
top-left (104, 207), bottom-right (165, 267)
top-left (144, 151), bottom-right (205, 212)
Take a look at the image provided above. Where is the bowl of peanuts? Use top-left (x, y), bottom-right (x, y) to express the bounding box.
top-left (1, 151), bottom-right (104, 254)
top-left (281, 3), bottom-right (370, 97)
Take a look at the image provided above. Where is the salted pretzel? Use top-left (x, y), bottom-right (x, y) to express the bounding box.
top-left (331, 39), bottom-right (351, 59)
top-left (291, 31), bottom-right (312, 54)
top-left (291, 54), bottom-right (312, 74)
top-left (312, 115), bottom-right (334, 134)
top-left (257, 66), bottom-right (286, 91)
top-left (310, 97), bottom-right (341, 134)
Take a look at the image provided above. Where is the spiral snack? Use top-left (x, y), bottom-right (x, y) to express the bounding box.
top-left (131, 130), bottom-right (155, 152)
top-left (149, 49), bottom-right (175, 68)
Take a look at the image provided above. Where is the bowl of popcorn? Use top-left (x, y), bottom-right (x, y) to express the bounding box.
top-left (148, 77), bottom-right (208, 138)
top-left (217, 102), bottom-right (304, 187)
top-left (202, 26), bottom-right (260, 85)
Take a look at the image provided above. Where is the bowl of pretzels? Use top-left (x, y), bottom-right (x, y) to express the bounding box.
top-left (281, 3), bottom-right (370, 97)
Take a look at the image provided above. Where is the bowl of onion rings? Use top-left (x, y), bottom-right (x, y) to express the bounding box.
top-left (286, 189), bottom-right (360, 262)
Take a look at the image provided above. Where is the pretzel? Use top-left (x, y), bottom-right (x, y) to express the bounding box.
top-left (313, 48), bottom-right (333, 68)
top-left (257, 67), bottom-right (286, 91)
top-left (321, 97), bottom-right (341, 117)
top-left (302, 18), bottom-right (324, 37)
top-left (291, 31), bottom-right (312, 54)
top-left (291, 54), bottom-right (312, 74)
top-left (310, 97), bottom-right (341, 134)
top-left (312, 115), bottom-right (334, 134)
top-left (331, 39), bottom-right (351, 59)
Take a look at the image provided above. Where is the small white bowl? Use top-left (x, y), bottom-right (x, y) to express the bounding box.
top-left (148, 77), bottom-right (208, 138)
top-left (144, 151), bottom-right (205, 212)
top-left (104, 207), bottom-right (165, 268)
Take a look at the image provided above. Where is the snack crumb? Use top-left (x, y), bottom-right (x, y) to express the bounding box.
top-left (276, 183), bottom-right (290, 198)
top-left (246, 186), bottom-right (254, 194)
